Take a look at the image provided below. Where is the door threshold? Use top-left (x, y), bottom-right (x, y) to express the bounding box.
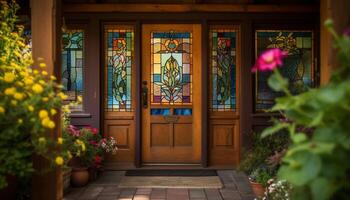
top-left (142, 163), bottom-right (201, 166)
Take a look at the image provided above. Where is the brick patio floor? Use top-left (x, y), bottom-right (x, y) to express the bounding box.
top-left (64, 170), bottom-right (256, 200)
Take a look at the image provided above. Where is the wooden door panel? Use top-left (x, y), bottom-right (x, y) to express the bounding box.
top-left (150, 123), bottom-right (171, 146)
top-left (174, 123), bottom-right (192, 146)
top-left (142, 24), bottom-right (202, 164)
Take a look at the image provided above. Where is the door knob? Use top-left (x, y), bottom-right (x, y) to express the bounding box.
top-left (142, 81), bottom-right (148, 108)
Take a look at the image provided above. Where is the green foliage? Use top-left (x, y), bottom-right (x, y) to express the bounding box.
top-left (0, 1), bottom-right (65, 189)
top-left (262, 20), bottom-right (350, 200)
top-left (239, 131), bottom-right (290, 183)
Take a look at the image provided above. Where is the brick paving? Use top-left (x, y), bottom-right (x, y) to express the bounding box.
top-left (64, 170), bottom-right (255, 200)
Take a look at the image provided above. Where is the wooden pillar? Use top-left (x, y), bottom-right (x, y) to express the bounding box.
top-left (30, 0), bottom-right (63, 200)
top-left (320, 0), bottom-right (350, 84)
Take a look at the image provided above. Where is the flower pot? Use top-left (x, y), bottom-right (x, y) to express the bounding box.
top-left (0, 175), bottom-right (18, 200)
top-left (63, 167), bottom-right (72, 191)
top-left (70, 167), bottom-right (89, 187)
top-left (250, 181), bottom-right (265, 198)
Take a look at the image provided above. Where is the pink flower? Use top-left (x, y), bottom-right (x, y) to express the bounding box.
top-left (67, 125), bottom-right (80, 137)
top-left (251, 48), bottom-right (288, 73)
top-left (91, 128), bottom-right (99, 135)
top-left (344, 27), bottom-right (350, 36)
top-left (94, 155), bottom-right (102, 167)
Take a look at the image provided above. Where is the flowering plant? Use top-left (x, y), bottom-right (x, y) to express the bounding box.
top-left (0, 1), bottom-right (69, 189)
top-left (254, 20), bottom-right (350, 199)
top-left (257, 179), bottom-right (292, 200)
top-left (99, 137), bottom-right (118, 155)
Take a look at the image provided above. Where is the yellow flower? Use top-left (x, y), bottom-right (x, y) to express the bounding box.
top-left (57, 137), bottom-right (63, 145)
top-left (42, 97), bottom-right (49, 102)
top-left (14, 93), bottom-right (24, 100)
top-left (42, 71), bottom-right (48, 76)
top-left (10, 62), bottom-right (19, 68)
top-left (81, 143), bottom-right (86, 152)
top-left (4, 87), bottom-right (16, 95)
top-left (39, 110), bottom-right (49, 119)
top-left (0, 106), bottom-right (5, 114)
top-left (58, 92), bottom-right (68, 100)
top-left (39, 63), bottom-right (46, 68)
top-left (11, 100), bottom-right (17, 106)
top-left (24, 78), bottom-right (33, 85)
top-left (48, 121), bottom-right (55, 129)
top-left (39, 80), bottom-right (45, 85)
top-left (67, 151), bottom-right (72, 159)
top-left (77, 96), bottom-right (83, 103)
top-left (32, 84), bottom-right (43, 93)
top-left (28, 105), bottom-right (34, 112)
top-left (38, 137), bottom-right (46, 143)
top-left (41, 117), bottom-right (50, 127)
top-left (4, 72), bottom-right (15, 83)
top-left (33, 70), bottom-right (39, 75)
top-left (50, 75), bottom-right (57, 81)
top-left (55, 156), bottom-right (64, 166)
top-left (18, 118), bottom-right (23, 124)
top-left (50, 109), bottom-right (57, 115)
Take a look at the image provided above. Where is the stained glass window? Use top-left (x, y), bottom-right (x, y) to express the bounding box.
top-left (151, 31), bottom-right (192, 105)
top-left (210, 29), bottom-right (236, 111)
top-left (105, 27), bottom-right (134, 111)
top-left (62, 30), bottom-right (84, 106)
top-left (255, 30), bottom-right (314, 111)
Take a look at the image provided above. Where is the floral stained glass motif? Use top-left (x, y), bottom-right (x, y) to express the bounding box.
top-left (210, 29), bottom-right (236, 111)
top-left (255, 31), bottom-right (313, 111)
top-left (105, 28), bottom-right (133, 111)
top-left (151, 31), bottom-right (192, 105)
top-left (62, 30), bottom-right (84, 104)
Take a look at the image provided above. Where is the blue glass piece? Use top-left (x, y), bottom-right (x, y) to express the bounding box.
top-left (174, 108), bottom-right (192, 116)
top-left (182, 74), bottom-right (190, 83)
top-left (153, 74), bottom-right (161, 82)
top-left (151, 108), bottom-right (170, 116)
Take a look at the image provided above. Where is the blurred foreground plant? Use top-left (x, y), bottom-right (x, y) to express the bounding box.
top-left (254, 20), bottom-right (350, 200)
top-left (0, 0), bottom-right (69, 189)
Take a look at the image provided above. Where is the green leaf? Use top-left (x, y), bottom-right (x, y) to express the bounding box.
top-left (310, 177), bottom-right (332, 200)
top-left (261, 122), bottom-right (290, 138)
top-left (278, 151), bottom-right (321, 186)
top-left (292, 133), bottom-right (307, 144)
top-left (268, 71), bottom-right (288, 92)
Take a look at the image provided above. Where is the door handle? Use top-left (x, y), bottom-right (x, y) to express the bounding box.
top-left (142, 81), bottom-right (148, 108)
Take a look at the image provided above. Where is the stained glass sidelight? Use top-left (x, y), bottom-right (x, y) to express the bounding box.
top-left (62, 30), bottom-right (84, 104)
top-left (210, 29), bottom-right (236, 111)
top-left (151, 31), bottom-right (192, 105)
top-left (255, 30), bottom-right (314, 111)
top-left (105, 27), bottom-right (134, 111)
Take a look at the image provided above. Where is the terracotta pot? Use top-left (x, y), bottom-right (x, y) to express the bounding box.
top-left (250, 181), bottom-right (265, 198)
top-left (70, 167), bottom-right (89, 187)
top-left (0, 175), bottom-right (18, 200)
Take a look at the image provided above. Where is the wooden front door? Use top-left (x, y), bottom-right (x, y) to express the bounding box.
top-left (141, 24), bottom-right (202, 164)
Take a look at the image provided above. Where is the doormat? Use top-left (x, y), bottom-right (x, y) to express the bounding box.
top-left (125, 169), bottom-right (217, 176)
top-left (118, 176), bottom-right (223, 188)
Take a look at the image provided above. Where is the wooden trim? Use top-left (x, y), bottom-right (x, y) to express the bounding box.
top-left (63, 4), bottom-right (318, 13)
top-left (201, 20), bottom-right (208, 167)
top-left (135, 21), bottom-right (141, 167)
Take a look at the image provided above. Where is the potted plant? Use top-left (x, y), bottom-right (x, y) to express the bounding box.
top-left (248, 167), bottom-right (271, 197)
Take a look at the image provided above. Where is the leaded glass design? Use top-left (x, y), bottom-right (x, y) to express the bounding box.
top-left (151, 31), bottom-right (192, 105)
top-left (105, 27), bottom-right (134, 111)
top-left (210, 29), bottom-right (236, 111)
top-left (255, 30), bottom-right (314, 111)
top-left (62, 29), bottom-right (84, 104)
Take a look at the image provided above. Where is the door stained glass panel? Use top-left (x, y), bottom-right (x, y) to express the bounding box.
top-left (105, 27), bottom-right (134, 111)
top-left (210, 29), bottom-right (236, 111)
top-left (255, 30), bottom-right (314, 111)
top-left (151, 31), bottom-right (192, 105)
top-left (62, 29), bottom-right (84, 105)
